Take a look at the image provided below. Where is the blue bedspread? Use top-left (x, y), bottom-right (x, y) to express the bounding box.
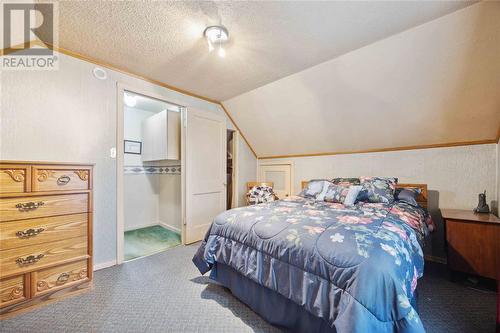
top-left (193, 196), bottom-right (430, 332)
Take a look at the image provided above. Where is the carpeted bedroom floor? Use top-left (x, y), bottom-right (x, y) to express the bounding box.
top-left (1, 243), bottom-right (497, 333)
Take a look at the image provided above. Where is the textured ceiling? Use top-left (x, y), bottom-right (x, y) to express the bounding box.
top-left (40, 0), bottom-right (475, 101)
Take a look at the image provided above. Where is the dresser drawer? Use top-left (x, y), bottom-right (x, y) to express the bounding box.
top-left (0, 236), bottom-right (88, 278)
top-left (32, 259), bottom-right (89, 297)
top-left (32, 166), bottom-right (90, 192)
top-left (0, 275), bottom-right (28, 308)
top-left (0, 213), bottom-right (88, 251)
top-left (0, 165), bottom-right (30, 194)
top-left (0, 194), bottom-right (89, 222)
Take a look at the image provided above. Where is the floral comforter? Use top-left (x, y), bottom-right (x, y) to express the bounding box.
top-left (193, 196), bottom-right (431, 332)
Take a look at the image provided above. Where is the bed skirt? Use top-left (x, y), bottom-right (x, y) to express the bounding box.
top-left (212, 262), bottom-right (336, 333)
top-left (211, 262), bottom-right (419, 333)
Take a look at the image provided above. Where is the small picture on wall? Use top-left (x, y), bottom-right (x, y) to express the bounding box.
top-left (124, 140), bottom-right (142, 155)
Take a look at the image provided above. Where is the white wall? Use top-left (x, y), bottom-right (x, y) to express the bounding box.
top-left (0, 50), bottom-right (257, 267)
top-left (123, 106), bottom-right (159, 231)
top-left (237, 135), bottom-right (257, 206)
top-left (123, 106), bottom-right (155, 165)
top-left (224, 2), bottom-right (500, 157)
top-left (159, 169), bottom-right (182, 232)
top-left (260, 143), bottom-right (498, 257)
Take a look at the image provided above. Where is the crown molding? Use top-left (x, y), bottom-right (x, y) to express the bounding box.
top-left (258, 139), bottom-right (498, 160)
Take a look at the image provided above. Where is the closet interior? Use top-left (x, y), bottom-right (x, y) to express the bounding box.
top-left (122, 91), bottom-right (182, 261)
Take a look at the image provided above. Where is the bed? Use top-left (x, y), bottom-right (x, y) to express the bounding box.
top-left (193, 182), bottom-right (431, 332)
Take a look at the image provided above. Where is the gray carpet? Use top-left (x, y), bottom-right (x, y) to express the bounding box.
top-left (1, 244), bottom-right (497, 333)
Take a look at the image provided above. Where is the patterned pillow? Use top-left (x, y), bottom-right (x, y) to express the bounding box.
top-left (343, 185), bottom-right (363, 206)
top-left (300, 179), bottom-right (331, 199)
top-left (395, 187), bottom-right (421, 207)
top-left (324, 183), bottom-right (350, 203)
top-left (357, 177), bottom-right (398, 204)
top-left (331, 177), bottom-right (360, 187)
top-left (248, 186), bottom-right (275, 204)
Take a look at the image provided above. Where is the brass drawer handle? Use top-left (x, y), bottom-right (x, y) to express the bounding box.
top-left (57, 175), bottom-right (71, 185)
top-left (56, 272), bottom-right (70, 284)
top-left (16, 254), bottom-right (44, 266)
top-left (16, 228), bottom-right (45, 239)
top-left (15, 201), bottom-right (44, 212)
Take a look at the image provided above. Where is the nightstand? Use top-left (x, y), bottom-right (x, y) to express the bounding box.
top-left (441, 209), bottom-right (500, 280)
top-left (441, 209), bottom-right (500, 333)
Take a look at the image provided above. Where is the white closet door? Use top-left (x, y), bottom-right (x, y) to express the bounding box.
top-left (259, 164), bottom-right (292, 199)
top-left (184, 108), bottom-right (226, 244)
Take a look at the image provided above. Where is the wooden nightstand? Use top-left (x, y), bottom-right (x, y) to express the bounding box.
top-left (443, 210), bottom-right (500, 333)
top-left (441, 209), bottom-right (500, 280)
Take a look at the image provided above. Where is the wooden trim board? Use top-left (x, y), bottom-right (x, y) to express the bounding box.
top-left (259, 139), bottom-right (498, 160)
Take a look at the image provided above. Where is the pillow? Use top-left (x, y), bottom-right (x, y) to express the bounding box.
top-left (300, 179), bottom-right (331, 199)
top-left (315, 181), bottom-right (331, 201)
top-left (357, 177), bottom-right (397, 204)
top-left (324, 183), bottom-right (350, 203)
top-left (331, 177), bottom-right (360, 187)
top-left (343, 185), bottom-right (362, 206)
top-left (248, 186), bottom-right (276, 204)
top-left (395, 187), bottom-right (421, 207)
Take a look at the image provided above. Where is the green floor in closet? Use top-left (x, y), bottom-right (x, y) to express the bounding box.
top-left (124, 225), bottom-right (181, 261)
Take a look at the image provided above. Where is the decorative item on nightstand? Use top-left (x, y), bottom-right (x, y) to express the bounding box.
top-left (473, 190), bottom-right (490, 214)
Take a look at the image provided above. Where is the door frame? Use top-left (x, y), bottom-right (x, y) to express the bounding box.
top-left (226, 129), bottom-right (239, 209)
top-left (257, 160), bottom-right (295, 196)
top-left (116, 82), bottom-right (186, 265)
top-left (231, 131), bottom-right (239, 208)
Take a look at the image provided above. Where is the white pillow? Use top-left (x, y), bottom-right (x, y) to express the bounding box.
top-left (343, 185), bottom-right (362, 206)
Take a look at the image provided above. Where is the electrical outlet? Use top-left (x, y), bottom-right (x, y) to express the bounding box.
top-left (110, 147), bottom-right (116, 158)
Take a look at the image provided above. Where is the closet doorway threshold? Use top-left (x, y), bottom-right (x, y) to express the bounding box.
top-left (124, 225), bottom-right (181, 262)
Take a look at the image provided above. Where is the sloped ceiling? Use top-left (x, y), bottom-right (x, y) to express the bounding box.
top-left (41, 0), bottom-right (474, 101)
top-left (224, 2), bottom-right (500, 158)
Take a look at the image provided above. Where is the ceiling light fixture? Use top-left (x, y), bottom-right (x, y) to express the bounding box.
top-left (124, 93), bottom-right (137, 107)
top-left (204, 25), bottom-right (229, 58)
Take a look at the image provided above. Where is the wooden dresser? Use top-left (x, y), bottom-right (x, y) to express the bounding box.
top-left (0, 161), bottom-right (93, 318)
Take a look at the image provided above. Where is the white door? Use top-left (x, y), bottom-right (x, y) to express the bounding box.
top-left (259, 164), bottom-right (292, 199)
top-left (184, 108), bottom-right (226, 244)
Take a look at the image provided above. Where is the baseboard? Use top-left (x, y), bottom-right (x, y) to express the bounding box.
top-left (93, 260), bottom-right (116, 271)
top-left (124, 221), bottom-right (159, 232)
top-left (158, 221), bottom-right (181, 234)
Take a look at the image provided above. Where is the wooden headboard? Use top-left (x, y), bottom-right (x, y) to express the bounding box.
top-left (300, 181), bottom-right (428, 208)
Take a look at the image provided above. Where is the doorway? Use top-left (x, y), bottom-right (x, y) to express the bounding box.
top-left (117, 84), bottom-right (229, 262)
top-left (117, 85), bottom-right (184, 263)
top-left (226, 129), bottom-right (239, 210)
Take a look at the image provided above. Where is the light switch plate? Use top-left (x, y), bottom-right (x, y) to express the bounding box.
top-left (110, 147), bottom-right (117, 158)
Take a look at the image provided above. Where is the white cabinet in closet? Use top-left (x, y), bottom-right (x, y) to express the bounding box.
top-left (142, 110), bottom-right (180, 161)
